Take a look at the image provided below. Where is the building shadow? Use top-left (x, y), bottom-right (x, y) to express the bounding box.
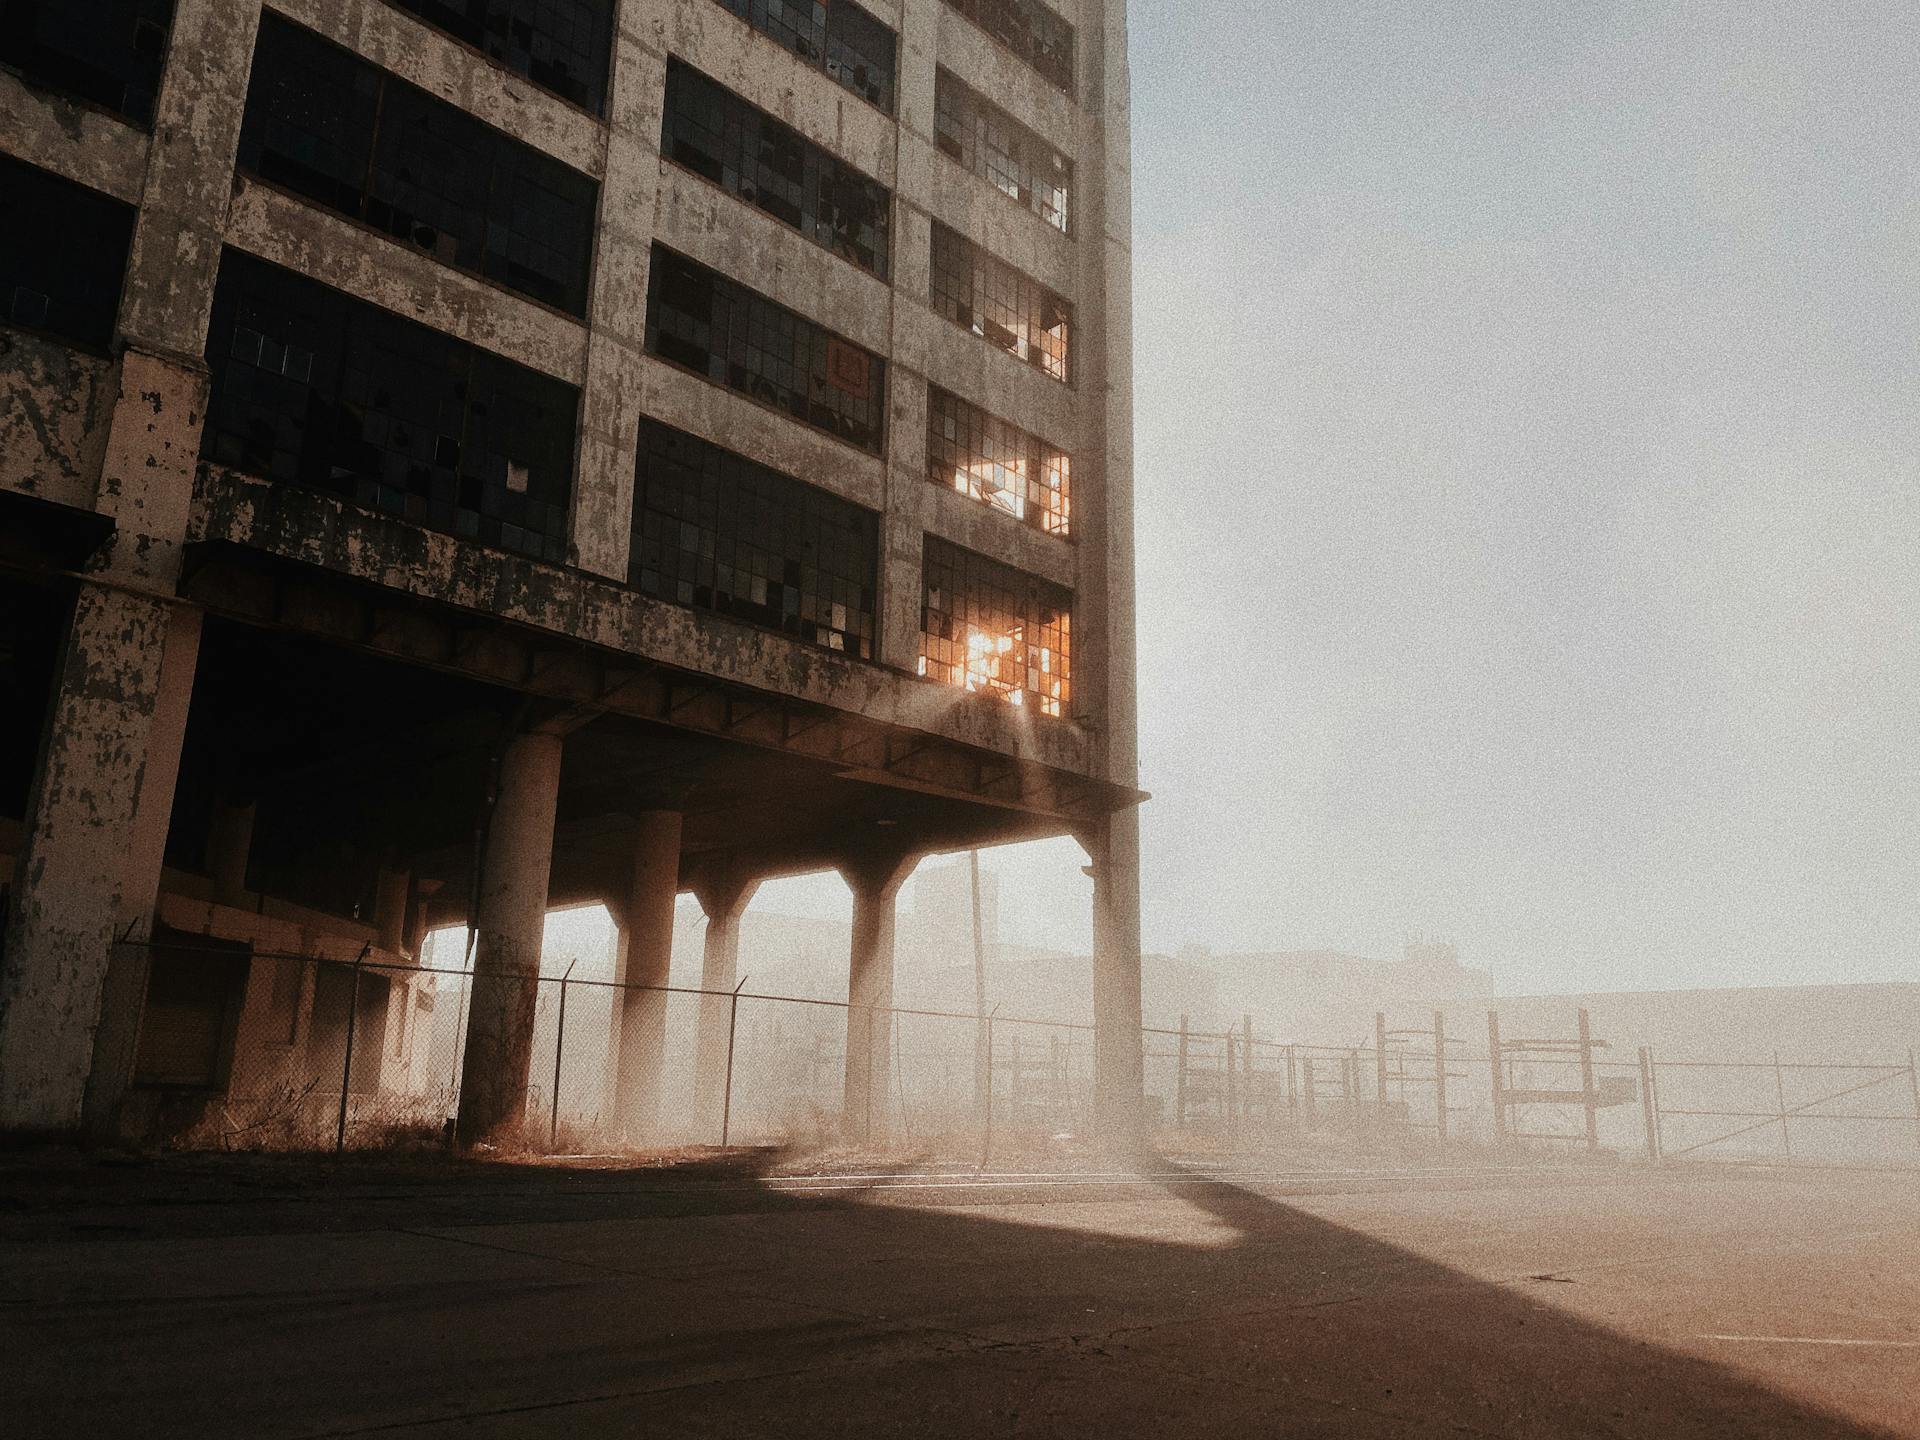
top-left (0, 1147), bottom-right (1904, 1439)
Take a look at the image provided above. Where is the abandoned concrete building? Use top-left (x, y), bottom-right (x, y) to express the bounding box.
top-left (0, 0), bottom-right (1143, 1146)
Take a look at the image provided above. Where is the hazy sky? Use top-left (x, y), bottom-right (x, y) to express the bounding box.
top-left (777, 1), bottom-right (1919, 996)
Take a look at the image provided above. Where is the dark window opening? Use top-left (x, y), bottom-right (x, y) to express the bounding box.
top-left (201, 248), bottom-right (578, 565)
top-left (0, 153), bottom-right (135, 351)
top-left (133, 933), bottom-right (250, 1090)
top-left (632, 418), bottom-right (878, 659)
top-left (934, 67), bottom-right (1070, 234)
top-left (644, 244), bottom-right (886, 454)
top-left (710, 0), bottom-right (895, 113)
top-left (663, 57), bottom-right (891, 278)
top-left (927, 386), bottom-right (1069, 537)
top-left (920, 536), bottom-right (1070, 715)
top-left (236, 14), bottom-right (598, 316)
top-left (929, 220), bottom-right (1070, 382)
top-left (941, 0), bottom-right (1072, 93)
top-left (384, 0), bottom-right (613, 113)
top-left (0, 0), bottom-right (175, 125)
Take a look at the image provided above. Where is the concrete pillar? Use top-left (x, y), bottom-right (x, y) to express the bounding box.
top-left (692, 870), bottom-right (759, 1141)
top-left (373, 864), bottom-right (410, 955)
top-left (0, 586), bottom-right (201, 1133)
top-left (205, 793), bottom-right (256, 908)
top-left (841, 854), bottom-right (916, 1141)
top-left (1082, 811), bottom-right (1146, 1155)
top-left (569, 4), bottom-right (668, 579)
top-left (454, 732), bottom-right (562, 1146)
top-left (610, 810), bottom-right (682, 1143)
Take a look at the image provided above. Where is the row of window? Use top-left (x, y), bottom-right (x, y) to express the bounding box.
top-left (645, 244), bottom-right (888, 454)
top-left (927, 386), bottom-right (1070, 537)
top-left (930, 221), bottom-right (1071, 382)
top-left (663, 58), bottom-right (891, 279)
top-left (712, 0), bottom-right (896, 113)
top-left (0, 154), bottom-right (135, 351)
top-left (631, 421), bottom-right (1072, 711)
top-left (387, 0), bottom-right (613, 114)
top-left (237, 15), bottom-right (599, 317)
top-left (942, 0), bottom-right (1074, 95)
top-left (0, 0), bottom-right (173, 126)
top-left (935, 68), bottom-right (1071, 235)
top-left (201, 248), bottom-right (578, 565)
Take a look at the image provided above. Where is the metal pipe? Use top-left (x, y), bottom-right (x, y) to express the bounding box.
top-left (721, 975), bottom-right (747, 1147)
top-left (335, 947), bottom-right (368, 1155)
top-left (549, 958), bottom-right (577, 1149)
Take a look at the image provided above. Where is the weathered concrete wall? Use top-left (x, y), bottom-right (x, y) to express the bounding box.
top-left (0, 332), bottom-right (117, 511)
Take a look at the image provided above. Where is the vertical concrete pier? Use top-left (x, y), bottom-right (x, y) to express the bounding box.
top-left (842, 854), bottom-right (915, 1140)
top-left (455, 732), bottom-right (562, 1145)
top-left (610, 808), bottom-right (683, 1143)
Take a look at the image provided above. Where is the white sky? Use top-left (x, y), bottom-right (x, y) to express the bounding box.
top-left (776, 1), bottom-right (1920, 995)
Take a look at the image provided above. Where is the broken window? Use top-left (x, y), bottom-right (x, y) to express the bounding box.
top-left (0, 0), bottom-right (174, 126)
top-left (237, 14), bottom-right (598, 316)
top-left (0, 154), bottom-right (135, 351)
top-left (941, 0), bottom-right (1073, 94)
top-left (710, 0), bottom-right (896, 112)
top-left (920, 537), bottom-right (1070, 715)
top-left (385, 0), bottom-right (613, 113)
top-left (929, 221), bottom-right (1071, 383)
top-left (632, 419), bottom-right (879, 659)
top-left (926, 386), bottom-right (1069, 537)
top-left (663, 58), bottom-right (892, 278)
top-left (934, 68), bottom-right (1070, 234)
top-left (201, 248), bottom-right (578, 565)
top-left (645, 244), bottom-right (887, 454)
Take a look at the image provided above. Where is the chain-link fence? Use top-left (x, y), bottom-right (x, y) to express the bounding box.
top-left (107, 937), bottom-right (1920, 1167)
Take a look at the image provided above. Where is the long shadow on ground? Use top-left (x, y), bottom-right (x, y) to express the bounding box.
top-left (0, 1146), bottom-right (1904, 1438)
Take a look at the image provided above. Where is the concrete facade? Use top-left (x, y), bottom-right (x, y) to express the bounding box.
top-left (0, 0), bottom-right (1144, 1148)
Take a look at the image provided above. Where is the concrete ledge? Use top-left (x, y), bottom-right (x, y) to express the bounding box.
top-left (265, 0), bottom-right (608, 178)
top-left (225, 181), bottom-right (591, 386)
top-left (0, 71), bottom-right (151, 204)
top-left (187, 466), bottom-right (1102, 781)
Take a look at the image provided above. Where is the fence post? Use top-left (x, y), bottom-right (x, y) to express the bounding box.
top-left (1243, 1014), bottom-right (1256, 1126)
top-left (721, 975), bottom-right (747, 1147)
top-left (1301, 1052), bottom-right (1316, 1121)
top-left (1909, 1049), bottom-right (1920, 1158)
top-left (1578, 1008), bottom-right (1598, 1154)
top-left (1637, 1047), bottom-right (1658, 1161)
top-left (1225, 1030), bottom-right (1240, 1143)
top-left (864, 1005), bottom-right (876, 1142)
top-left (1286, 1044), bottom-right (1298, 1118)
top-left (978, 1006), bottom-right (998, 1170)
top-left (1487, 1011), bottom-right (1506, 1146)
top-left (1773, 1050), bottom-right (1792, 1162)
top-left (549, 958), bottom-right (577, 1150)
top-left (1646, 1046), bottom-right (1663, 1159)
top-left (1375, 1013), bottom-right (1389, 1124)
top-left (335, 948), bottom-right (367, 1155)
top-left (1175, 1013), bottom-right (1190, 1127)
top-left (1433, 1010), bottom-right (1449, 1143)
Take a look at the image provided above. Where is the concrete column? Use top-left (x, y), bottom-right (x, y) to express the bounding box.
top-left (205, 793), bottom-right (256, 908)
top-left (610, 810), bottom-right (682, 1143)
top-left (569, 4), bottom-right (669, 579)
top-left (0, 585), bottom-right (200, 1133)
top-left (373, 864), bottom-right (410, 955)
top-left (692, 870), bottom-right (759, 1141)
top-left (1082, 810), bottom-right (1146, 1155)
top-left (841, 854), bottom-right (916, 1141)
top-left (453, 732), bottom-right (563, 1145)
